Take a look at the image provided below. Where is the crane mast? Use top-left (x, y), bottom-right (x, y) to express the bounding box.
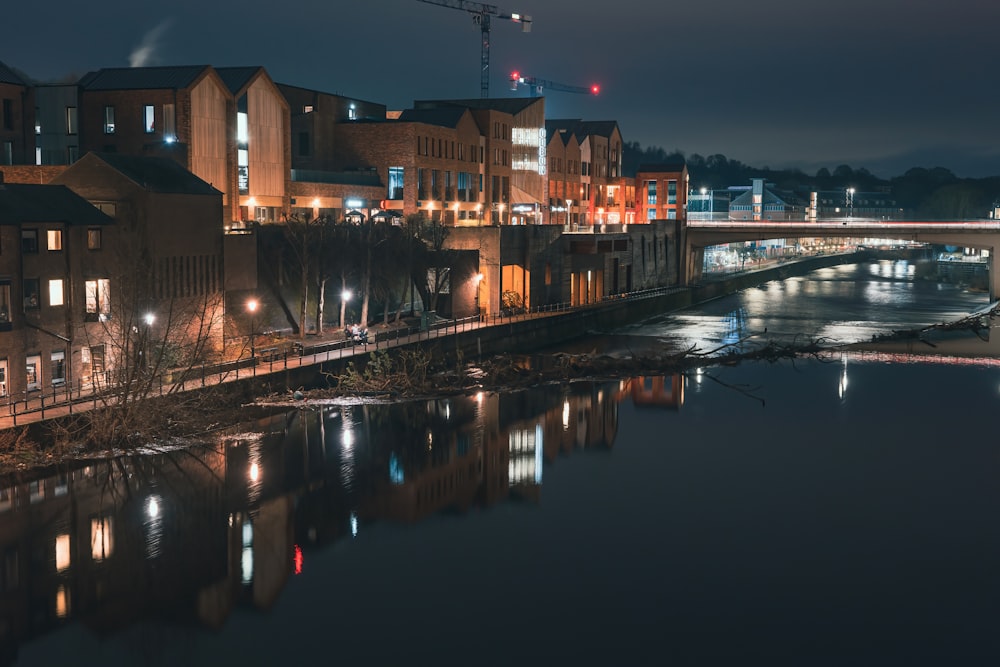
top-left (416, 0), bottom-right (532, 98)
top-left (510, 71), bottom-right (600, 97)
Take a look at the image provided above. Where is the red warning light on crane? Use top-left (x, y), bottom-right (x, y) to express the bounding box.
top-left (591, 85), bottom-right (600, 95)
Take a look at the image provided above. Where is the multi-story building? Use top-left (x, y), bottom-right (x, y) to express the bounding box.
top-left (636, 162), bottom-right (689, 222)
top-left (71, 65), bottom-right (291, 227)
top-left (0, 172), bottom-right (114, 398)
top-left (545, 123), bottom-right (582, 227)
top-left (332, 106), bottom-right (486, 223)
top-left (414, 98), bottom-right (546, 225)
top-left (546, 120), bottom-right (624, 227)
top-left (0, 61), bottom-right (33, 166)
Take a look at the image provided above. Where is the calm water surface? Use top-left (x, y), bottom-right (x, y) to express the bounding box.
top-left (4, 260), bottom-right (999, 666)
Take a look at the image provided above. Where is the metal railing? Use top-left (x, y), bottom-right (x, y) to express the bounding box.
top-left (0, 284), bottom-right (686, 427)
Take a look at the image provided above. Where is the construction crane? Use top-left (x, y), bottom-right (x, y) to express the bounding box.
top-left (509, 71), bottom-right (600, 97)
top-left (416, 0), bottom-right (532, 98)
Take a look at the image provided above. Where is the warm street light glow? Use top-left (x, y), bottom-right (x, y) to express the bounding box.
top-left (144, 312), bottom-right (155, 326)
top-left (474, 272), bottom-right (484, 283)
top-left (246, 298), bottom-right (258, 314)
top-left (341, 289), bottom-right (352, 301)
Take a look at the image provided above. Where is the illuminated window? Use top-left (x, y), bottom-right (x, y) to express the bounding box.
top-left (163, 103), bottom-right (175, 140)
top-left (65, 106), bottom-right (77, 135)
top-left (646, 180), bottom-right (657, 206)
top-left (85, 278), bottom-right (111, 320)
top-left (87, 228), bottom-right (102, 249)
top-left (388, 167), bottom-right (404, 200)
top-left (143, 105), bottom-right (155, 133)
top-left (667, 180), bottom-right (677, 205)
top-left (103, 105), bottom-right (115, 134)
top-left (26, 354), bottom-right (40, 391)
top-left (47, 229), bottom-right (63, 251)
top-left (48, 279), bottom-right (64, 306)
top-left (56, 585), bottom-right (70, 618)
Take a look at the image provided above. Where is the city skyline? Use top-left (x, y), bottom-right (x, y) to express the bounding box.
top-left (6, 0), bottom-right (1000, 179)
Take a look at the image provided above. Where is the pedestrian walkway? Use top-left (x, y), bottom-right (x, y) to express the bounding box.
top-left (0, 284), bottom-right (689, 430)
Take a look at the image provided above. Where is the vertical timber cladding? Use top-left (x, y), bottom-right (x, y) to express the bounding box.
top-left (246, 78), bottom-right (287, 212)
top-left (190, 77), bottom-right (229, 213)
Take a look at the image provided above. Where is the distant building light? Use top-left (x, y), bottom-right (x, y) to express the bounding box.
top-left (345, 198), bottom-right (364, 208)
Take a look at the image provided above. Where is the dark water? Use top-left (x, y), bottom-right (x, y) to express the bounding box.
top-left (3, 261), bottom-right (999, 666)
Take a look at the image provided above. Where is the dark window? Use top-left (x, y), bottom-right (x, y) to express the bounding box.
top-left (21, 229), bottom-right (38, 253)
top-left (1, 99), bottom-right (12, 130)
top-left (87, 228), bottom-right (102, 250)
top-left (298, 132), bottom-right (310, 156)
top-left (22, 278), bottom-right (39, 310)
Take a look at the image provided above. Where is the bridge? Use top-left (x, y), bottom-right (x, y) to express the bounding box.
top-left (683, 219), bottom-right (1000, 299)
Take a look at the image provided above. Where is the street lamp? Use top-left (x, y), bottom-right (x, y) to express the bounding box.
top-left (340, 289), bottom-right (352, 329)
top-left (847, 187), bottom-right (856, 218)
top-left (246, 298), bottom-right (258, 374)
top-left (566, 199), bottom-right (573, 228)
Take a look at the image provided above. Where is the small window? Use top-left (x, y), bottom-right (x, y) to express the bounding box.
top-left (104, 106), bottom-right (115, 134)
top-left (22, 278), bottom-right (39, 310)
top-left (1, 141), bottom-right (11, 166)
top-left (21, 229), bottom-right (38, 253)
top-left (49, 279), bottom-right (64, 306)
top-left (65, 107), bottom-right (77, 135)
top-left (47, 229), bottom-right (63, 251)
top-left (0, 281), bottom-right (11, 326)
top-left (26, 354), bottom-right (41, 391)
top-left (143, 105), bottom-right (155, 133)
top-left (87, 228), bottom-right (103, 249)
top-left (50, 350), bottom-right (66, 386)
top-left (85, 279), bottom-right (111, 320)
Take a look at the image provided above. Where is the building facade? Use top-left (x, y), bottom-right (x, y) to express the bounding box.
top-left (636, 162), bottom-right (689, 223)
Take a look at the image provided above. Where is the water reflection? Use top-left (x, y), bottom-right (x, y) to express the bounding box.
top-left (0, 377), bottom-right (687, 659)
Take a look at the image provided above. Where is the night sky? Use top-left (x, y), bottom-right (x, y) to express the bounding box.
top-left (7, 0), bottom-right (1000, 178)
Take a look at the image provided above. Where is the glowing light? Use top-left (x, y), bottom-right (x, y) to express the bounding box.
top-left (56, 586), bottom-right (69, 618)
top-left (249, 462), bottom-right (260, 482)
top-left (293, 545), bottom-right (304, 575)
top-left (246, 298), bottom-right (258, 314)
top-left (562, 399), bottom-right (570, 430)
top-left (91, 516), bottom-right (113, 561)
top-left (341, 289), bottom-right (352, 302)
top-left (345, 198), bottom-right (364, 209)
top-left (143, 312), bottom-right (155, 326)
top-left (591, 85), bottom-right (600, 95)
top-left (342, 428), bottom-right (354, 449)
top-left (312, 198), bottom-right (321, 207)
top-left (55, 534), bottom-right (71, 571)
top-left (146, 496), bottom-right (160, 519)
top-left (350, 512), bottom-right (358, 537)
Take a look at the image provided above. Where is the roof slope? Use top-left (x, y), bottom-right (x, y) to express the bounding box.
top-left (0, 183), bottom-right (113, 226)
top-left (214, 66), bottom-right (265, 95)
top-left (88, 153), bottom-right (222, 195)
top-left (398, 107), bottom-right (468, 128)
top-left (0, 61), bottom-right (27, 86)
top-left (78, 65), bottom-right (212, 91)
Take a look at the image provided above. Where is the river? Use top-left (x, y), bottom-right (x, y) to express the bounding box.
top-left (3, 259), bottom-right (999, 665)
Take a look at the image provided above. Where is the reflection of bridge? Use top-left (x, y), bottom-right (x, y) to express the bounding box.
top-left (684, 219), bottom-right (1000, 298)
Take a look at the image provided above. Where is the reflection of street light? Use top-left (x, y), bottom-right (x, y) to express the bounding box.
top-left (246, 298), bottom-right (258, 374)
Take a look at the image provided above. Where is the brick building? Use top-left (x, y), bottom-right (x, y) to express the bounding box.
top-left (545, 123), bottom-right (582, 227)
top-left (0, 61), bottom-right (33, 166)
top-left (0, 172), bottom-right (114, 398)
top-left (414, 98), bottom-right (546, 225)
top-left (546, 120), bottom-right (624, 227)
top-left (636, 161), bottom-right (689, 222)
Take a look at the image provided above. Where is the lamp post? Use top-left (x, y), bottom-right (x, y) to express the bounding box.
top-left (340, 289), bottom-right (352, 329)
top-left (847, 187), bottom-right (855, 219)
top-left (141, 312), bottom-right (154, 370)
top-left (566, 199), bottom-right (573, 228)
top-left (246, 298), bottom-right (258, 376)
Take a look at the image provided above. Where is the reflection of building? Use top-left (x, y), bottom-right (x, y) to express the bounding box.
top-left (0, 380), bottom-right (630, 658)
top-left (624, 375), bottom-right (685, 409)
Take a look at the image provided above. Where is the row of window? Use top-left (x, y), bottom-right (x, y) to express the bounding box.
top-left (0, 278), bottom-right (110, 320)
top-left (16, 228), bottom-right (102, 254)
top-left (416, 136), bottom-right (483, 163)
top-left (0, 345), bottom-right (105, 397)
